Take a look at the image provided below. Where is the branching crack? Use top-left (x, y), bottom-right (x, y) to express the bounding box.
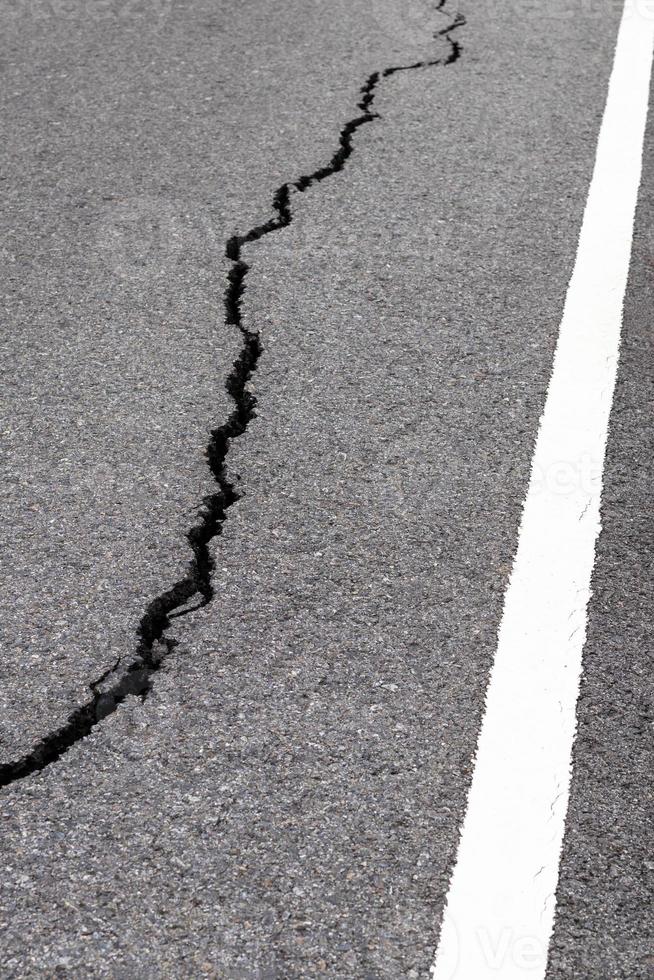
top-left (0, 1), bottom-right (464, 788)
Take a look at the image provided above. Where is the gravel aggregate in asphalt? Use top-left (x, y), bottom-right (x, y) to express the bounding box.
top-left (547, 64), bottom-right (654, 980)
top-left (1, 0), bottom-right (650, 977)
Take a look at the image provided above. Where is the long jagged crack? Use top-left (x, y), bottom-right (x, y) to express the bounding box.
top-left (0, 2), bottom-right (464, 789)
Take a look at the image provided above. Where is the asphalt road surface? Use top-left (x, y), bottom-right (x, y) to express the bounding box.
top-left (0, 0), bottom-right (652, 977)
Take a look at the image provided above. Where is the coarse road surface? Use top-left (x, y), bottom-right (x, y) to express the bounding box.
top-left (0, 0), bottom-right (652, 977)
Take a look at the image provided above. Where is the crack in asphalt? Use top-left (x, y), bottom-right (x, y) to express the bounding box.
top-left (0, 1), bottom-right (464, 788)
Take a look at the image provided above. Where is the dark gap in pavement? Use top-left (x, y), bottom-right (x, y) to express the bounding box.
top-left (0, 0), bottom-right (465, 789)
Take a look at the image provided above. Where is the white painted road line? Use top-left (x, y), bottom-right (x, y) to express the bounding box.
top-left (431, 3), bottom-right (654, 979)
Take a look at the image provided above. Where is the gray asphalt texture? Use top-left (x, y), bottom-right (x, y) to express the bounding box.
top-left (0, 0), bottom-right (400, 761)
top-left (547, 64), bottom-right (654, 980)
top-left (0, 0), bottom-right (651, 977)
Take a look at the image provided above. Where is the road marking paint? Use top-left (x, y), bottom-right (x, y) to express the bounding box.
top-left (431, 4), bottom-right (654, 978)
